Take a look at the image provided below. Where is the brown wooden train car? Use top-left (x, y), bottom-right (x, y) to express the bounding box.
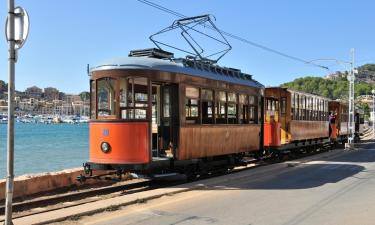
top-left (264, 87), bottom-right (331, 152)
top-left (328, 100), bottom-right (349, 143)
top-left (86, 48), bottom-right (264, 175)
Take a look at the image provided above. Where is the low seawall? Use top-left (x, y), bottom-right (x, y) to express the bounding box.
top-left (0, 168), bottom-right (106, 201)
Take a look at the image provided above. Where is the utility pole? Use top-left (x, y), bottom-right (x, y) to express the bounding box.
top-left (4, 1), bottom-right (29, 224)
top-left (5, 1), bottom-right (15, 224)
top-left (372, 89), bottom-right (375, 139)
top-left (347, 48), bottom-right (356, 149)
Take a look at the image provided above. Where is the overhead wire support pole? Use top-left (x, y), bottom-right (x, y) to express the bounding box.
top-left (5, 0), bottom-right (15, 224)
top-left (372, 89), bottom-right (375, 139)
top-left (347, 48), bottom-right (355, 149)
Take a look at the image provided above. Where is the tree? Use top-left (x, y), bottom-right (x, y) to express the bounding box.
top-left (281, 76), bottom-right (375, 100)
top-left (0, 80), bottom-right (7, 93)
top-left (79, 91), bottom-right (90, 101)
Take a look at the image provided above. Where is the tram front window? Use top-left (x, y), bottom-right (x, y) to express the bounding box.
top-left (120, 77), bottom-right (148, 120)
top-left (97, 78), bottom-right (116, 117)
top-left (90, 80), bottom-right (96, 119)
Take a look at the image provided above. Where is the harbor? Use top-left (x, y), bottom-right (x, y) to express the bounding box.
top-left (0, 114), bottom-right (89, 124)
top-left (0, 123), bottom-right (88, 177)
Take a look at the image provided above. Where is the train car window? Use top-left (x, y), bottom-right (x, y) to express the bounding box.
top-left (308, 97), bottom-right (313, 121)
top-left (202, 89), bottom-right (214, 124)
top-left (163, 88), bottom-right (170, 118)
top-left (90, 80), bottom-right (96, 119)
top-left (317, 99), bottom-right (320, 121)
top-left (120, 77), bottom-right (148, 120)
top-left (293, 94), bottom-right (300, 120)
top-left (301, 95), bottom-right (306, 120)
top-left (258, 96), bottom-right (262, 123)
top-left (185, 86), bottom-right (199, 124)
top-left (281, 97), bottom-right (286, 114)
top-left (249, 95), bottom-right (258, 123)
top-left (291, 93), bottom-right (295, 120)
top-left (313, 98), bottom-right (316, 121)
top-left (97, 78), bottom-right (116, 118)
top-left (227, 92), bottom-right (237, 124)
top-left (239, 94), bottom-right (249, 124)
top-left (216, 91), bottom-right (227, 124)
top-left (310, 97), bottom-right (312, 120)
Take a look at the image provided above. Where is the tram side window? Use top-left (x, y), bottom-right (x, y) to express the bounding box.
top-left (216, 91), bottom-right (227, 124)
top-left (120, 77), bottom-right (148, 120)
top-left (307, 97), bottom-right (312, 121)
top-left (320, 99), bottom-right (323, 121)
top-left (293, 94), bottom-right (300, 120)
top-left (291, 94), bottom-right (295, 120)
top-left (227, 92), bottom-right (237, 124)
top-left (185, 86), bottom-right (200, 124)
top-left (300, 95), bottom-right (305, 120)
top-left (202, 89), bottom-right (214, 124)
top-left (97, 78), bottom-right (116, 118)
top-left (249, 95), bottom-right (258, 123)
top-left (239, 94), bottom-right (249, 124)
top-left (90, 80), bottom-right (96, 119)
top-left (281, 97), bottom-right (286, 114)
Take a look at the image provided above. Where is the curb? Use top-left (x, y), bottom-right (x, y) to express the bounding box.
top-left (32, 184), bottom-right (207, 225)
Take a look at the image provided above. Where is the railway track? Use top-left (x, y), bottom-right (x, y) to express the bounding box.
top-left (0, 179), bottom-right (153, 222)
top-left (0, 144), bottom-right (341, 222)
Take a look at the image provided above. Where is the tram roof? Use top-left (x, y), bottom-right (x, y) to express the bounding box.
top-left (90, 56), bottom-right (264, 89)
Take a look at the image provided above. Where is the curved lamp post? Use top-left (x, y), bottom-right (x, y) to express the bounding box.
top-left (4, 1), bottom-right (29, 224)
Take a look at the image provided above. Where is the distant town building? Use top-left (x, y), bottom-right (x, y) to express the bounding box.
top-left (0, 99), bottom-right (7, 113)
top-left (25, 86), bottom-right (43, 99)
top-left (64, 94), bottom-right (81, 103)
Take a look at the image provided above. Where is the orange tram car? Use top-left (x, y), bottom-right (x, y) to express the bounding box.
top-left (82, 48), bottom-right (361, 179)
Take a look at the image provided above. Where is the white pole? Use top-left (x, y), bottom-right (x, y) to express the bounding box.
top-left (347, 48), bottom-right (355, 148)
top-left (373, 91), bottom-right (375, 139)
top-left (5, 0), bottom-right (15, 224)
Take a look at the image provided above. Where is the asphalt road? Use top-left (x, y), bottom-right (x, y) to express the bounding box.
top-left (72, 143), bottom-right (375, 225)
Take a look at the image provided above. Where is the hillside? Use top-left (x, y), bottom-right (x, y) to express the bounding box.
top-left (282, 64), bottom-right (375, 100)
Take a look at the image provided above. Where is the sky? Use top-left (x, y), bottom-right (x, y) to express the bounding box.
top-left (0, 0), bottom-right (374, 94)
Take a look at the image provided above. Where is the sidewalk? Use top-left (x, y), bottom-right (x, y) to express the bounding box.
top-left (5, 149), bottom-right (348, 225)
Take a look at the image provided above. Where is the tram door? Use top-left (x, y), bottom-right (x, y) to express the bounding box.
top-left (280, 97), bottom-right (287, 144)
top-left (151, 83), bottom-right (178, 159)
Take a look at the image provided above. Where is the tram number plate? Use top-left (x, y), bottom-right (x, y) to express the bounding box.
top-left (102, 128), bottom-right (109, 137)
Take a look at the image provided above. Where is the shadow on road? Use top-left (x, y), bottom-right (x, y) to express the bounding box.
top-left (201, 147), bottom-right (375, 190)
top-left (233, 163), bottom-right (365, 190)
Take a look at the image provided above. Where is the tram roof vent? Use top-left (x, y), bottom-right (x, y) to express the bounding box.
top-left (182, 58), bottom-right (253, 81)
top-left (129, 48), bottom-right (174, 59)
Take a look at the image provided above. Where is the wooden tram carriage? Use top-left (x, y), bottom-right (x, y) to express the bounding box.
top-left (83, 49), bottom-right (361, 179)
top-left (86, 49), bottom-right (264, 175)
top-left (263, 87), bottom-right (331, 153)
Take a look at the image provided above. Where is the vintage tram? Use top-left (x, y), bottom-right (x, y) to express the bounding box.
top-left (83, 48), bottom-right (364, 179)
top-left (263, 87), bottom-right (331, 153)
top-left (85, 48), bottom-right (264, 177)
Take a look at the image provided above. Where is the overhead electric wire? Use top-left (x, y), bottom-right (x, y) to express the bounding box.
top-left (136, 0), bottom-right (329, 70)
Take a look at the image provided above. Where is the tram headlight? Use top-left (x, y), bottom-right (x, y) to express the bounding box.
top-left (100, 142), bottom-right (111, 153)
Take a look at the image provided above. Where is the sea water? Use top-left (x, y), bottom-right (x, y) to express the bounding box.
top-left (0, 123), bottom-right (88, 178)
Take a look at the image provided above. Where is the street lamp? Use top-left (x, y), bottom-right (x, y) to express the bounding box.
top-left (4, 1), bottom-right (29, 224)
top-left (306, 49), bottom-right (357, 149)
top-left (372, 89), bottom-right (375, 139)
